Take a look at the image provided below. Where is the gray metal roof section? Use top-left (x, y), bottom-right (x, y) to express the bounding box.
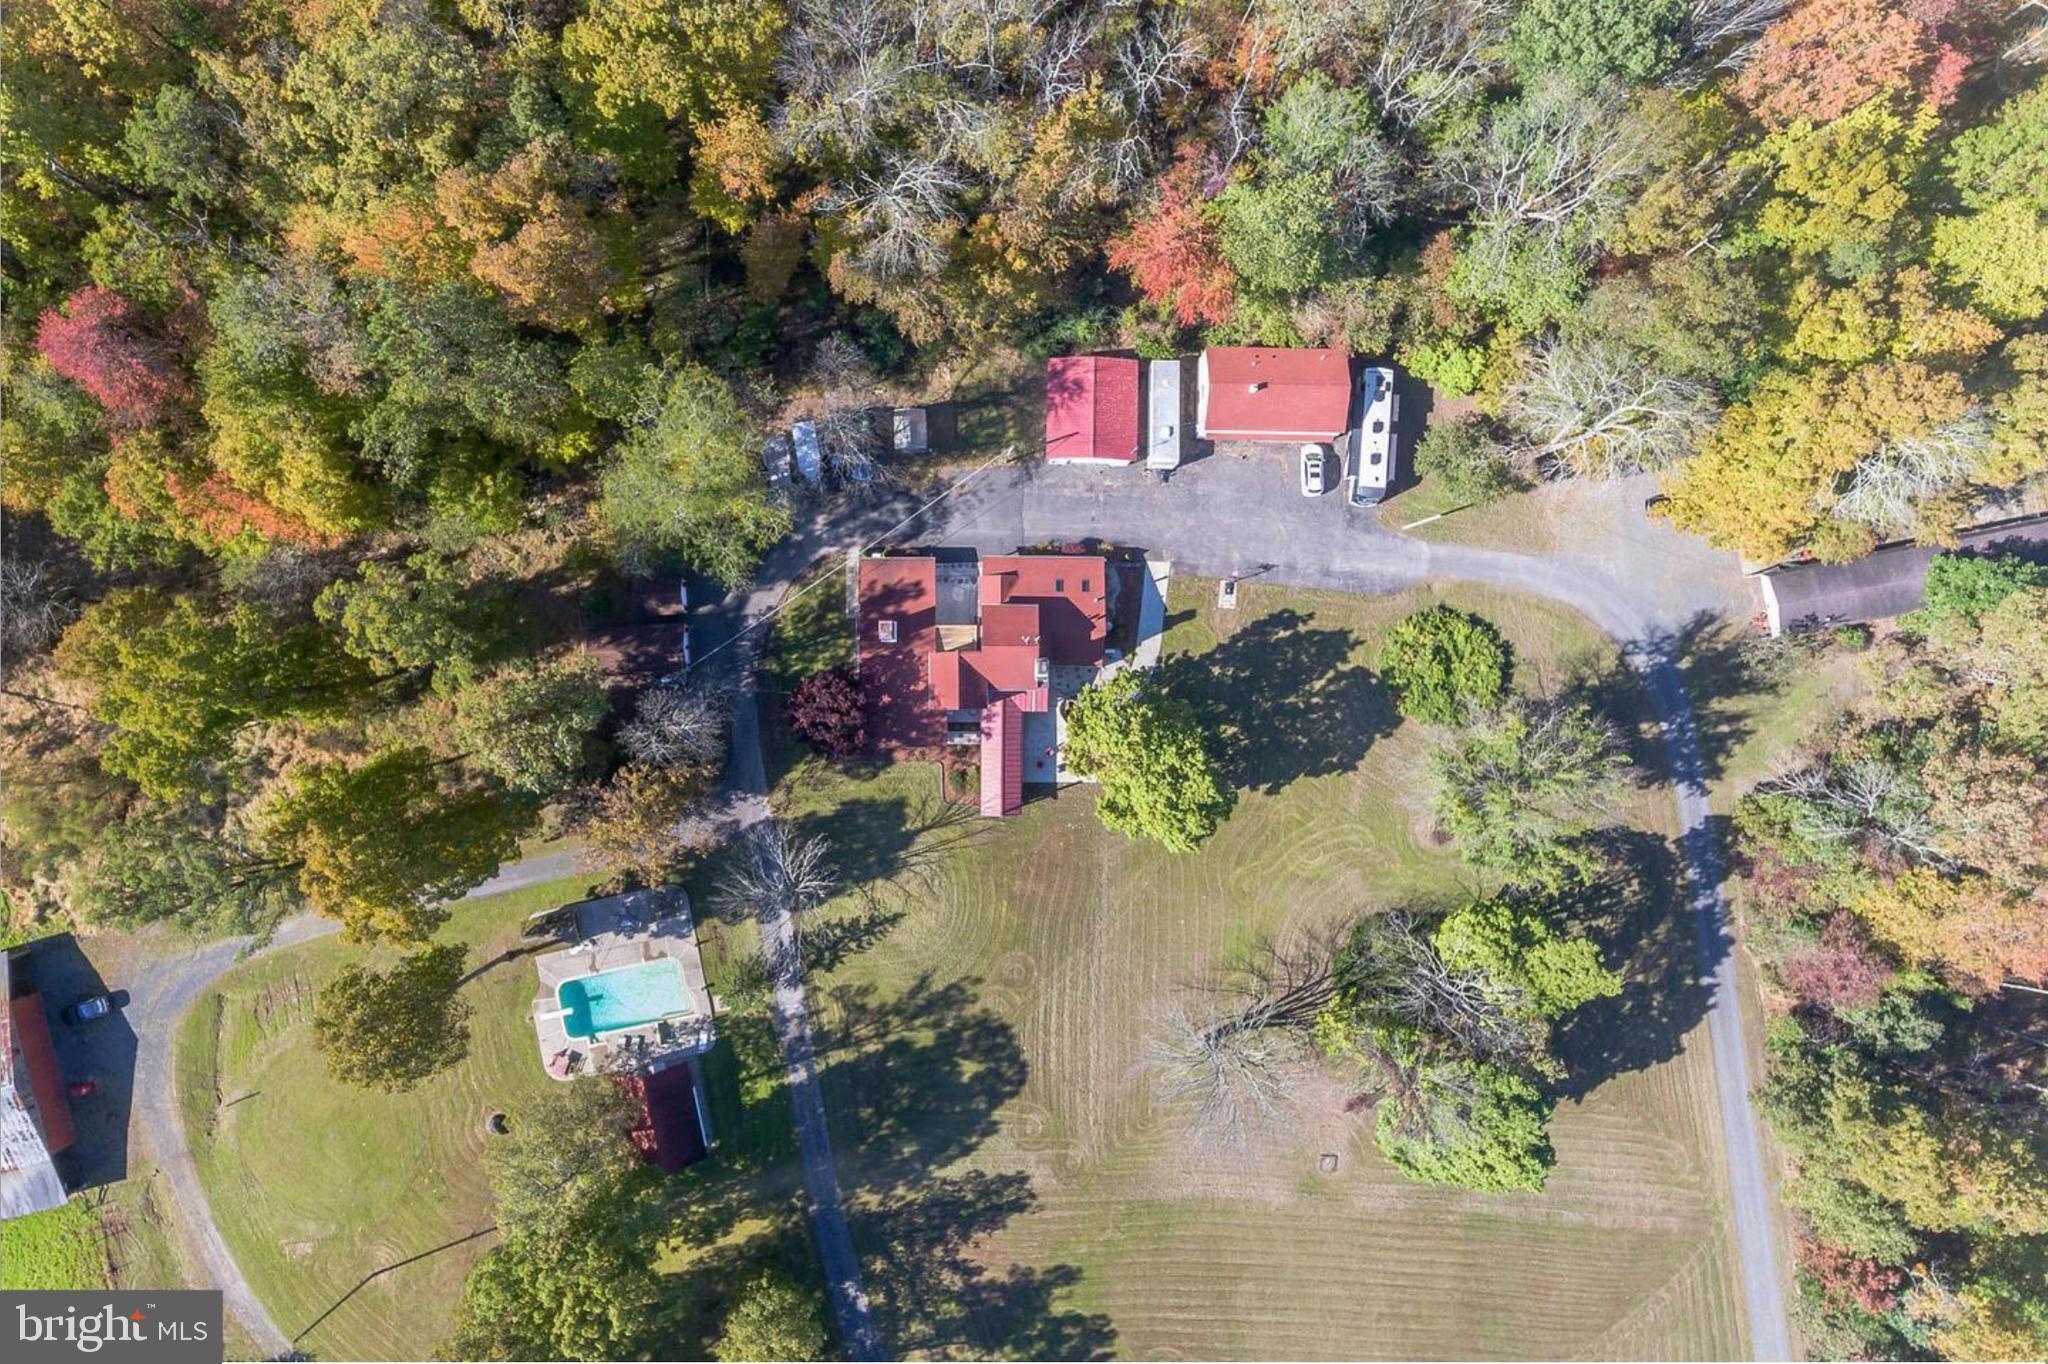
top-left (1762, 516), bottom-right (2048, 634)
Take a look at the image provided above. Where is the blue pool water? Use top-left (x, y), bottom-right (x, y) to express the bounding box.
top-left (557, 960), bottom-right (691, 1039)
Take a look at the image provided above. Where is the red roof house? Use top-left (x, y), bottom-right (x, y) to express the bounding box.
top-left (854, 551), bottom-right (1108, 814)
top-left (1045, 356), bottom-right (1141, 463)
top-left (854, 556), bottom-right (941, 750)
top-left (1196, 347), bottom-right (1353, 443)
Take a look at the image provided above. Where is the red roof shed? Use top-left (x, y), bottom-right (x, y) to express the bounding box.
top-left (1045, 356), bottom-right (1142, 462)
top-left (1197, 347), bottom-right (1353, 442)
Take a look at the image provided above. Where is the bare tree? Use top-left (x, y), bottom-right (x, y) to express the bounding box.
top-left (619, 682), bottom-right (731, 768)
top-left (715, 822), bottom-right (839, 962)
top-left (806, 335), bottom-right (891, 489)
top-left (828, 153), bottom-right (966, 281)
top-left (1026, 4), bottom-right (1099, 107)
top-left (1504, 337), bottom-right (1718, 480)
top-left (1339, 913), bottom-right (1545, 1066)
top-left (0, 559), bottom-right (80, 662)
top-left (1113, 7), bottom-right (1204, 119)
top-left (1669, 0), bottom-right (1789, 84)
top-left (1758, 759), bottom-right (1951, 867)
top-left (2008, 1), bottom-right (2048, 67)
top-left (1439, 78), bottom-right (1663, 255)
top-left (1361, 0), bottom-right (1508, 132)
top-left (777, 0), bottom-right (934, 159)
top-left (1830, 413), bottom-right (1992, 536)
top-left (1141, 929), bottom-right (1339, 1148)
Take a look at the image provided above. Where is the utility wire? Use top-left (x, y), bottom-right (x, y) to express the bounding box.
top-left (688, 442), bottom-right (1021, 670)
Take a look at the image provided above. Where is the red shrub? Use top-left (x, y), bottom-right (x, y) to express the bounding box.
top-left (35, 286), bottom-right (187, 428)
top-left (1781, 914), bottom-right (1893, 1014)
top-left (786, 666), bottom-right (868, 759)
top-left (1799, 1237), bottom-right (1904, 1315)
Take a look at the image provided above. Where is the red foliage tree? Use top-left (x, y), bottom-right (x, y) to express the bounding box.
top-left (1781, 913), bottom-right (1893, 1014)
top-left (786, 666), bottom-right (868, 759)
top-left (1735, 0), bottom-right (1968, 130)
top-left (165, 471), bottom-right (341, 549)
top-left (1106, 145), bottom-right (1237, 329)
top-left (1798, 1237), bottom-right (1905, 1315)
top-left (34, 286), bottom-right (187, 429)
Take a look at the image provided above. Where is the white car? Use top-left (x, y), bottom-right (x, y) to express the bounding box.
top-left (1299, 444), bottom-right (1328, 497)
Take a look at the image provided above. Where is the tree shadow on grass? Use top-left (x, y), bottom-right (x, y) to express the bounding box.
top-left (859, 1170), bottom-right (1116, 1360)
top-left (1551, 827), bottom-right (1715, 1101)
top-left (1636, 610), bottom-right (1789, 790)
top-left (811, 973), bottom-right (1115, 1358)
top-left (1155, 607), bottom-right (1396, 796)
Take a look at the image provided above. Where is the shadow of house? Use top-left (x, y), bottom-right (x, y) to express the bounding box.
top-left (1156, 607), bottom-right (1395, 796)
top-left (5, 935), bottom-right (135, 1201)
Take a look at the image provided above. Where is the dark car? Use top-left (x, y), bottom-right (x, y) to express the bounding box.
top-left (62, 993), bottom-right (115, 1025)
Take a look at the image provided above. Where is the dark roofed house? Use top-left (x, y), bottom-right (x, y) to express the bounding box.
top-left (1760, 517), bottom-right (2048, 635)
top-left (1196, 346), bottom-right (1353, 443)
top-left (1045, 355), bottom-right (1142, 463)
top-left (619, 1059), bottom-right (710, 1172)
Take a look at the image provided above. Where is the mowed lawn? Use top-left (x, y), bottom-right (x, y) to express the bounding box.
top-left (779, 578), bottom-right (1750, 1360)
top-left (176, 873), bottom-right (805, 1361)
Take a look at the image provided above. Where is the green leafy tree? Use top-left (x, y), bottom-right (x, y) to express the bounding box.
top-left (314, 554), bottom-right (507, 694)
top-left (1214, 171), bottom-right (1338, 309)
top-left (561, 0), bottom-right (785, 122)
top-left (1374, 1055), bottom-right (1554, 1193)
top-left (1063, 671), bottom-right (1233, 852)
top-left (312, 943), bottom-right (473, 1091)
top-left (75, 803), bottom-right (296, 937)
top-left (54, 589), bottom-right (359, 800)
top-left (1915, 552), bottom-right (2048, 625)
top-left (261, 747), bottom-right (526, 945)
top-left (446, 1227), bottom-right (667, 1362)
top-left (1377, 606), bottom-right (1512, 725)
top-left (1414, 417), bottom-right (1517, 504)
top-left (1507, 0), bottom-right (1686, 86)
top-left (713, 1270), bottom-right (830, 1363)
top-left (1427, 701), bottom-right (1628, 890)
top-left (486, 1077), bottom-right (650, 1238)
top-left (1432, 899), bottom-right (1622, 1018)
top-left (599, 364), bottom-right (792, 586)
top-left (451, 658), bottom-right (610, 796)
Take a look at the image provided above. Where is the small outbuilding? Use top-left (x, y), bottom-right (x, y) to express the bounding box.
top-left (1758, 516), bottom-right (2048, 635)
top-left (1045, 355), bottom-right (1141, 463)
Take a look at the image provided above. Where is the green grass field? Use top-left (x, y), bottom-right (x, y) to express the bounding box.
top-left (0, 1195), bottom-right (105, 1290)
top-left (175, 870), bottom-right (809, 1361)
top-left (778, 577), bottom-right (1750, 1359)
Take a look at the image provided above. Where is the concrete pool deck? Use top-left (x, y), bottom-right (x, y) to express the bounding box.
top-left (530, 888), bottom-right (715, 1081)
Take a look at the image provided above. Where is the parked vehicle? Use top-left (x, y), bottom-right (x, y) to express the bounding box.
top-left (1348, 366), bottom-right (1399, 507)
top-left (62, 994), bottom-right (114, 1025)
top-left (1299, 444), bottom-right (1328, 497)
top-left (66, 1079), bottom-right (97, 1099)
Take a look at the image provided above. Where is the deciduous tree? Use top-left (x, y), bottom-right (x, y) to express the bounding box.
top-left (1376, 606), bottom-right (1512, 725)
top-left (786, 666), bottom-right (868, 758)
top-left (261, 747), bottom-right (526, 945)
top-left (599, 365), bottom-right (792, 586)
top-left (1063, 671), bottom-right (1233, 852)
top-left (451, 658), bottom-right (610, 797)
top-left (712, 1271), bottom-right (830, 1363)
top-left (312, 942), bottom-right (473, 1091)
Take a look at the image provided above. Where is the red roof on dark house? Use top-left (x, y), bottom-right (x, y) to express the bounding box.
top-left (1045, 356), bottom-right (1142, 462)
top-left (1198, 347), bottom-right (1353, 442)
top-left (855, 557), bottom-right (941, 749)
top-left (8, 994), bottom-right (74, 1155)
top-left (618, 1063), bottom-right (708, 1172)
top-left (980, 697), bottom-right (1025, 816)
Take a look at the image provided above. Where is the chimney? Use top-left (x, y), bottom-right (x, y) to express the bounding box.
top-left (1248, 381), bottom-right (1267, 393)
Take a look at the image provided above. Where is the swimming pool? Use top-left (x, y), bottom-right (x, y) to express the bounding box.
top-left (557, 960), bottom-right (692, 1040)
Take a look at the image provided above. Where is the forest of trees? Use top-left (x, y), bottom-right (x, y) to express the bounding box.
top-left (1734, 550), bottom-right (2048, 1360)
top-left (4, 2), bottom-right (2045, 1359)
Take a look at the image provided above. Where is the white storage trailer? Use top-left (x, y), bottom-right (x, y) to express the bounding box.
top-left (1146, 359), bottom-right (1183, 471)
